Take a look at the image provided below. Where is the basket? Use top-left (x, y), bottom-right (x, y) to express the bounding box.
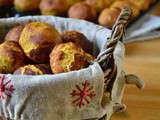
top-left (0, 8), bottom-right (144, 120)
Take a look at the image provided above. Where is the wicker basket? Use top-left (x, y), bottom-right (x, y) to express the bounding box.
top-left (0, 8), bottom-right (144, 120)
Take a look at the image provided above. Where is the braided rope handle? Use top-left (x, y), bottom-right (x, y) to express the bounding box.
top-left (96, 7), bottom-right (131, 72)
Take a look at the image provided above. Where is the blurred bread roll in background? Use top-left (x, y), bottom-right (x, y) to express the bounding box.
top-left (14, 0), bottom-right (40, 12)
top-left (68, 2), bottom-right (97, 22)
top-left (128, 0), bottom-right (154, 11)
top-left (85, 0), bottom-right (113, 13)
top-left (40, 0), bottom-right (68, 15)
top-left (98, 7), bottom-right (120, 28)
top-left (111, 0), bottom-right (140, 19)
top-left (66, 0), bottom-right (83, 7)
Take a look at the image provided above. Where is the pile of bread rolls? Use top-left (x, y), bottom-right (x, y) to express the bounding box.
top-left (0, 22), bottom-right (93, 75)
top-left (0, 0), bottom-right (156, 28)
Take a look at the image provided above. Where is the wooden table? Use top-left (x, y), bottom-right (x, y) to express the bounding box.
top-left (112, 39), bottom-right (160, 120)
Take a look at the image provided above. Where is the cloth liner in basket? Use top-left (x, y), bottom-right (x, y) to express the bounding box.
top-left (0, 8), bottom-right (144, 120)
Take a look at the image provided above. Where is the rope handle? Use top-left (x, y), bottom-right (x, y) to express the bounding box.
top-left (96, 7), bottom-right (131, 72)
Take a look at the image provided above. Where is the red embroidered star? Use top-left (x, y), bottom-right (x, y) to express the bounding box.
top-left (0, 75), bottom-right (14, 99)
top-left (70, 80), bottom-right (96, 108)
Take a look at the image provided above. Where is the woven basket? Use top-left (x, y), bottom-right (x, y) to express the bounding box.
top-left (0, 8), bottom-right (144, 120)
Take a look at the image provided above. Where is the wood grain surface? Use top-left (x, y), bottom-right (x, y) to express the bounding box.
top-left (112, 39), bottom-right (160, 120)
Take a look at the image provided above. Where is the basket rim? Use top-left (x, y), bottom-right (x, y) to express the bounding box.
top-left (0, 15), bottom-right (112, 31)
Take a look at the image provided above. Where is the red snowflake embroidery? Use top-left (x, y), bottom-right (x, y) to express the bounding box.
top-left (0, 75), bottom-right (14, 99)
top-left (70, 80), bottom-right (96, 108)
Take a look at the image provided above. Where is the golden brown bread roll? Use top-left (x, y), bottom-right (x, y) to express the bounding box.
top-left (111, 0), bottom-right (140, 19)
top-left (66, 0), bottom-right (82, 7)
top-left (19, 22), bottom-right (62, 63)
top-left (50, 42), bottom-right (93, 74)
top-left (14, 0), bottom-right (40, 12)
top-left (85, 0), bottom-right (112, 13)
top-left (0, 41), bottom-right (25, 73)
top-left (68, 2), bottom-right (97, 22)
top-left (128, 0), bottom-right (153, 11)
top-left (98, 7), bottom-right (120, 29)
top-left (40, 0), bottom-right (68, 15)
top-left (61, 30), bottom-right (93, 54)
top-left (5, 25), bottom-right (24, 43)
top-left (14, 64), bottom-right (52, 75)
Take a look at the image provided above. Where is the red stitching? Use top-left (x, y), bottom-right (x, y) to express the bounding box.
top-left (70, 80), bottom-right (96, 108)
top-left (0, 75), bottom-right (15, 99)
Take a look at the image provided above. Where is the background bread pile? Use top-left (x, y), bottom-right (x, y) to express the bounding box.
top-left (0, 0), bottom-right (156, 28)
top-left (0, 22), bottom-right (93, 75)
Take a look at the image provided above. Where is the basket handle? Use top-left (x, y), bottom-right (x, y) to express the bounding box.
top-left (96, 7), bottom-right (131, 72)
